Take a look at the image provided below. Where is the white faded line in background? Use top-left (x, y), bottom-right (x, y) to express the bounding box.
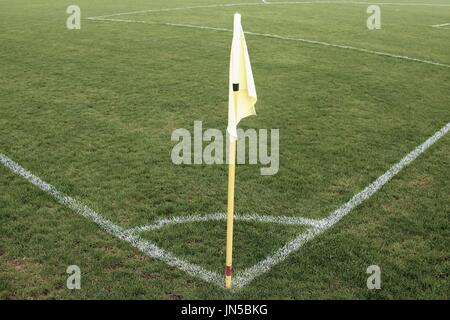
top-left (432, 22), bottom-right (450, 29)
top-left (88, 17), bottom-right (450, 69)
top-left (1, 122), bottom-right (448, 289)
top-left (263, 1), bottom-right (450, 7)
top-left (86, 1), bottom-right (450, 19)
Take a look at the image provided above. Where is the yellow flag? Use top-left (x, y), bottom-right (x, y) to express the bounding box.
top-left (227, 13), bottom-right (257, 140)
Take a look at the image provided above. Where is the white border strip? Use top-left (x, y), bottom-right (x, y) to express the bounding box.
top-left (234, 122), bottom-right (450, 287)
top-left (0, 154), bottom-right (223, 287)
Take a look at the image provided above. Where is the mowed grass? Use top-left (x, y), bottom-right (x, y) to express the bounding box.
top-left (0, 0), bottom-right (449, 299)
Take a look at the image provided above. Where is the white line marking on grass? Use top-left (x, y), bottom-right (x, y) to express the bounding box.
top-left (86, 0), bottom-right (450, 19)
top-left (0, 154), bottom-right (223, 287)
top-left (89, 17), bottom-right (450, 69)
top-left (127, 212), bottom-right (322, 235)
top-left (1, 123), bottom-right (448, 289)
top-left (86, 3), bottom-right (262, 20)
top-left (234, 122), bottom-right (450, 288)
top-left (243, 30), bottom-right (450, 68)
top-left (264, 1), bottom-right (450, 7)
top-left (235, 213), bottom-right (322, 227)
top-left (322, 124), bottom-right (450, 227)
top-left (432, 22), bottom-right (450, 28)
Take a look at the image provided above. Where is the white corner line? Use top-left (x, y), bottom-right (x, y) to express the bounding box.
top-left (233, 122), bottom-right (450, 288)
top-left (1, 123), bottom-right (448, 290)
top-left (0, 154), bottom-right (223, 287)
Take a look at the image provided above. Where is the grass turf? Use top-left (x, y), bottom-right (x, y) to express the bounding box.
top-left (0, 0), bottom-right (449, 299)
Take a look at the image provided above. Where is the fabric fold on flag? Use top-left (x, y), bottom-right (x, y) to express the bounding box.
top-left (227, 13), bottom-right (257, 140)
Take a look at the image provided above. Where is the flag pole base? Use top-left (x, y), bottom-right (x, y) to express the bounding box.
top-left (225, 276), bottom-right (232, 289)
top-left (225, 265), bottom-right (232, 288)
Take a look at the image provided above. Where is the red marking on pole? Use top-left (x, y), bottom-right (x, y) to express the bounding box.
top-left (226, 266), bottom-right (232, 277)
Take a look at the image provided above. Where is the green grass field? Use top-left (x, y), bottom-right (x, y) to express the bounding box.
top-left (0, 0), bottom-right (449, 299)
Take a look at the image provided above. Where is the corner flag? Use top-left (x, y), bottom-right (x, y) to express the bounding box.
top-left (225, 13), bottom-right (257, 289)
top-left (227, 13), bottom-right (257, 140)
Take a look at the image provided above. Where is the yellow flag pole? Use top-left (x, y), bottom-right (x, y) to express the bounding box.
top-left (225, 90), bottom-right (238, 289)
top-left (225, 136), bottom-right (236, 289)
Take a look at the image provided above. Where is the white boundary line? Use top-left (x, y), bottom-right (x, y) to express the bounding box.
top-left (234, 122), bottom-right (450, 288)
top-left (0, 154), bottom-right (223, 287)
top-left (1, 122), bottom-right (448, 289)
top-left (87, 12), bottom-right (450, 69)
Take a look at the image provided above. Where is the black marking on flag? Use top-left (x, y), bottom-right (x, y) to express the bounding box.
top-left (233, 83), bottom-right (239, 92)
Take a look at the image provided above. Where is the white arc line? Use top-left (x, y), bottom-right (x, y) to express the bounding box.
top-left (86, 1), bottom-right (450, 19)
top-left (0, 154), bottom-right (223, 287)
top-left (127, 212), bottom-right (322, 235)
top-left (86, 3), bottom-right (262, 19)
top-left (234, 122), bottom-right (450, 288)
